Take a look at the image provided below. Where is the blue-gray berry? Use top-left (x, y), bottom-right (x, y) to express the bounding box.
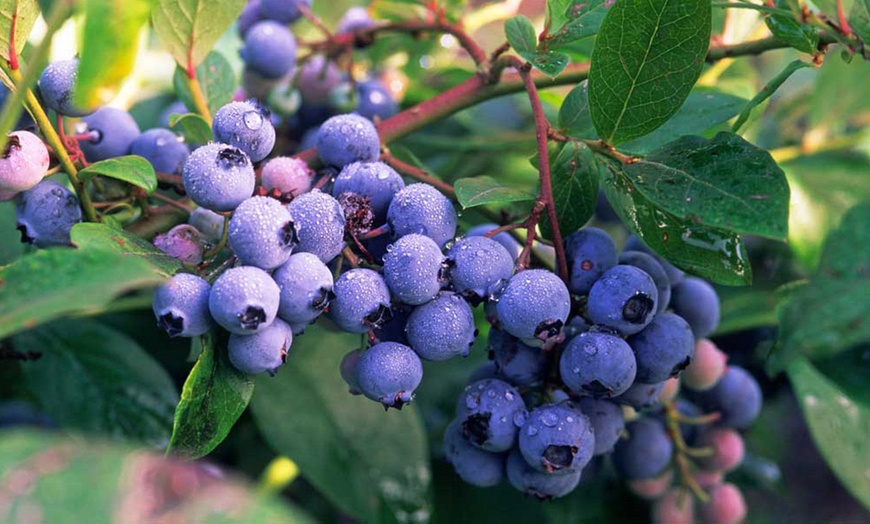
top-left (228, 196), bottom-right (296, 269)
top-left (447, 235), bottom-right (514, 300)
top-left (455, 378), bottom-right (526, 452)
top-left (443, 419), bottom-right (506, 488)
top-left (228, 317), bottom-right (292, 375)
top-left (273, 252), bottom-right (333, 326)
top-left (182, 143), bottom-right (255, 212)
top-left (405, 292), bottom-right (476, 361)
top-left (240, 21), bottom-right (297, 79)
top-left (387, 183), bottom-right (457, 248)
top-left (382, 233), bottom-right (444, 305)
top-left (208, 266), bottom-right (280, 335)
top-left (152, 273), bottom-right (212, 337)
top-left (333, 161), bottom-right (404, 223)
top-left (495, 269), bottom-right (570, 345)
top-left (316, 114), bottom-right (380, 167)
top-left (131, 128), bottom-right (191, 175)
top-left (212, 100), bottom-right (276, 163)
top-left (286, 190), bottom-right (346, 263)
top-left (78, 107), bottom-right (141, 162)
top-left (328, 268), bottom-right (391, 333)
top-left (38, 59), bottom-right (94, 117)
top-left (15, 180), bottom-right (82, 247)
top-left (587, 265), bottom-right (658, 336)
top-left (356, 341), bottom-right (423, 409)
top-left (518, 403), bottom-right (595, 474)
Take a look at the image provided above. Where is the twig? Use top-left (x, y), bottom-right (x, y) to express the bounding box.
top-left (381, 153), bottom-right (456, 198)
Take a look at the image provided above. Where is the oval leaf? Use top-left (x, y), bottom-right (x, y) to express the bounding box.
top-left (558, 81), bottom-right (597, 139)
top-left (172, 51), bottom-right (235, 116)
top-left (167, 331), bottom-right (255, 459)
top-left (547, 0), bottom-right (616, 47)
top-left (540, 140), bottom-right (599, 239)
top-left (78, 156), bottom-right (158, 194)
top-left (623, 132), bottom-right (790, 239)
top-left (250, 326), bottom-right (432, 524)
top-left (454, 176), bottom-right (536, 209)
top-left (588, 0), bottom-right (712, 145)
top-left (71, 223), bottom-right (182, 277)
top-left (169, 112), bottom-right (213, 145)
top-left (0, 0), bottom-right (40, 62)
top-left (151, 0), bottom-right (246, 71)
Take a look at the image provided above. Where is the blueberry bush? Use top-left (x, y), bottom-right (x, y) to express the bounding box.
top-left (0, 0), bottom-right (868, 522)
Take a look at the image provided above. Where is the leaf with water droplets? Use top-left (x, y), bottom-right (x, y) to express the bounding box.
top-left (454, 176), bottom-right (536, 209)
top-left (546, 0), bottom-right (617, 47)
top-left (71, 223), bottom-right (182, 278)
top-left (78, 156), bottom-right (158, 195)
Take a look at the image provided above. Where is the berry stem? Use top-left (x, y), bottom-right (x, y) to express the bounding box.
top-left (381, 152), bottom-right (456, 198)
top-left (185, 74), bottom-right (213, 125)
top-left (203, 215), bottom-right (230, 259)
top-left (297, 4), bottom-right (333, 39)
top-left (150, 192), bottom-right (194, 214)
top-left (663, 400), bottom-right (711, 503)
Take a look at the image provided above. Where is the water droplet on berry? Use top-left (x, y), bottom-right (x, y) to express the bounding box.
top-left (244, 110), bottom-right (263, 130)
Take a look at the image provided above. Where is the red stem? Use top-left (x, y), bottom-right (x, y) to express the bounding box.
top-left (8, 2), bottom-right (18, 70)
top-left (381, 153), bottom-right (456, 198)
top-left (836, 0), bottom-right (852, 36)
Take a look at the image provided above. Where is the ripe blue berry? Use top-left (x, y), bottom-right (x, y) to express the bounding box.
top-left (629, 313), bottom-right (695, 383)
top-left (624, 235), bottom-right (685, 285)
top-left (237, 0), bottom-right (263, 37)
top-left (328, 268), bottom-right (391, 333)
top-left (671, 277), bottom-right (720, 338)
top-left (690, 366), bottom-right (762, 429)
top-left (78, 107), bottom-right (141, 162)
top-left (15, 180), bottom-right (82, 247)
top-left (387, 183), bottom-right (457, 248)
top-left (355, 80), bottom-right (398, 121)
top-left (38, 59), bottom-right (94, 117)
top-left (340, 348), bottom-right (363, 395)
top-left (443, 419), bottom-right (506, 488)
top-left (273, 252), bottom-right (333, 326)
top-left (209, 266), bottom-right (280, 335)
top-left (286, 190), bottom-right (346, 263)
top-left (228, 196), bottom-right (296, 269)
top-left (0, 131), bottom-right (49, 197)
top-left (240, 21), bottom-right (297, 79)
top-left (587, 265), bottom-right (658, 336)
top-left (296, 55), bottom-right (342, 104)
top-left (188, 207), bottom-right (225, 242)
top-left (182, 143), bottom-right (255, 212)
top-left (212, 100), bottom-right (276, 163)
top-left (337, 6), bottom-right (376, 34)
top-left (131, 128), bottom-right (190, 175)
top-left (505, 449), bottom-right (582, 500)
top-left (612, 417), bottom-right (674, 480)
top-left (574, 397), bottom-right (625, 455)
top-left (153, 224), bottom-right (206, 264)
top-left (455, 378), bottom-right (526, 452)
top-left (356, 341), bottom-right (423, 409)
top-left (496, 269), bottom-right (571, 345)
top-left (560, 331), bottom-right (637, 397)
top-left (316, 114), bottom-right (380, 167)
top-left (261, 156), bottom-right (312, 196)
top-left (152, 273), bottom-right (212, 337)
top-left (519, 403), bottom-right (595, 474)
top-left (333, 161), bottom-right (405, 223)
top-left (618, 250), bottom-right (672, 314)
top-left (383, 233), bottom-right (444, 305)
top-left (488, 328), bottom-right (546, 387)
top-left (615, 381), bottom-right (665, 411)
top-left (563, 227), bottom-right (618, 295)
top-left (447, 235), bottom-right (514, 301)
top-left (406, 292), bottom-right (476, 361)
top-left (228, 317), bottom-right (292, 375)
top-left (466, 223), bottom-right (521, 261)
top-left (259, 0), bottom-right (311, 23)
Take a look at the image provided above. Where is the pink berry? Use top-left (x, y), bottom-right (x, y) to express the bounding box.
top-left (261, 156), bottom-right (312, 196)
top-left (701, 483), bottom-right (747, 524)
top-left (652, 487), bottom-right (695, 524)
top-left (153, 224), bottom-right (206, 264)
top-left (659, 377), bottom-right (681, 403)
top-left (697, 428), bottom-right (745, 472)
top-left (627, 469), bottom-right (673, 500)
top-left (0, 131), bottom-right (49, 194)
top-left (683, 339), bottom-right (727, 391)
top-left (694, 468), bottom-right (724, 489)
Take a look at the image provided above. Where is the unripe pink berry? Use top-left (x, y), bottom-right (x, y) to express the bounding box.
top-left (659, 377), bottom-right (681, 403)
top-left (0, 131), bottom-right (50, 194)
top-left (628, 469), bottom-right (673, 500)
top-left (652, 487), bottom-right (695, 524)
top-left (697, 428), bottom-right (745, 472)
top-left (701, 483), bottom-right (747, 524)
top-left (683, 339), bottom-right (727, 391)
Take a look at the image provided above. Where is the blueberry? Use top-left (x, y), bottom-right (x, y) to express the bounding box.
top-left (382, 233), bottom-right (444, 305)
top-left (261, 156), bottom-right (312, 196)
top-left (387, 183), bottom-right (457, 248)
top-left (689, 366), bottom-right (761, 429)
top-left (618, 250), bottom-right (672, 314)
top-left (560, 331), bottom-right (637, 397)
top-left (505, 449), bottom-right (582, 500)
top-left (356, 341), bottom-right (423, 409)
top-left (670, 277), bottom-right (720, 338)
top-left (455, 378), bottom-right (526, 452)
top-left (337, 6), bottom-right (376, 34)
top-left (228, 317), bottom-right (292, 375)
top-left (151, 273), bottom-right (212, 337)
top-left (333, 161), bottom-right (404, 223)
top-left (298, 126), bottom-right (319, 151)
top-left (328, 268), bottom-right (391, 333)
top-left (38, 59), bottom-right (94, 117)
top-left (237, 0), bottom-right (263, 37)
top-left (212, 100), bottom-right (276, 163)
top-left (15, 180), bottom-right (82, 247)
top-left (286, 190), bottom-right (346, 263)
top-left (316, 113), bottom-right (380, 168)
top-left (495, 269), bottom-right (570, 345)
top-left (612, 417), bottom-right (674, 480)
top-left (208, 266), bottom-right (280, 335)
top-left (573, 397), bottom-right (625, 455)
top-left (78, 107), bottom-right (141, 162)
top-left (563, 227), bottom-right (618, 295)
top-left (0, 131), bottom-right (50, 196)
top-left (340, 348), bottom-right (363, 395)
top-left (466, 223), bottom-right (521, 262)
top-left (182, 143), bottom-right (255, 212)
top-left (628, 313), bottom-right (695, 383)
top-left (240, 21), bottom-right (297, 79)
top-left (615, 381), bottom-right (665, 411)
top-left (188, 207), bottom-right (225, 243)
top-left (447, 235), bottom-right (514, 301)
top-left (259, 0), bottom-right (311, 23)
top-left (131, 128), bottom-right (190, 175)
top-left (518, 403), bottom-right (595, 474)
top-left (443, 419), bottom-right (506, 487)
top-left (153, 224), bottom-right (206, 264)
top-left (228, 196), bottom-right (295, 269)
top-left (586, 265), bottom-right (658, 336)
top-left (296, 55), bottom-right (342, 105)
top-left (273, 252), bottom-right (333, 326)
top-left (406, 292), bottom-right (476, 361)
top-left (487, 328), bottom-right (546, 387)
top-left (624, 235), bottom-right (685, 286)
top-left (355, 80), bottom-right (398, 121)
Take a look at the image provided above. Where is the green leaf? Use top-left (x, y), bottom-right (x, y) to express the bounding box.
top-left (547, 0), bottom-right (616, 47)
top-left (151, 0), bottom-right (246, 70)
top-left (169, 112), bottom-right (213, 144)
top-left (849, 0), bottom-right (870, 43)
top-left (167, 332), bottom-right (254, 459)
top-left (0, 201), bottom-right (24, 266)
top-left (250, 326), bottom-right (432, 524)
top-left (619, 91), bottom-right (747, 155)
top-left (540, 140), bottom-right (599, 240)
top-left (0, 430), bottom-right (314, 522)
top-left (454, 176), bottom-right (536, 209)
top-left (788, 357), bottom-right (870, 510)
top-left (70, 223), bottom-right (182, 277)
top-left (715, 288), bottom-right (779, 336)
top-left (74, 0), bottom-right (153, 108)
top-left (764, 12), bottom-right (819, 54)
top-left (13, 319), bottom-right (178, 445)
top-left (558, 81), bottom-right (597, 139)
top-left (172, 51), bottom-right (235, 115)
top-left (0, 0), bottom-right (40, 63)
top-left (587, 0), bottom-right (712, 145)
top-left (731, 59), bottom-right (813, 133)
top-left (600, 159), bottom-right (751, 285)
top-left (770, 203), bottom-right (870, 373)
top-left (78, 155), bottom-right (158, 194)
top-left (0, 248), bottom-right (164, 339)
top-left (622, 132), bottom-right (790, 239)
top-left (504, 15), bottom-right (569, 77)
